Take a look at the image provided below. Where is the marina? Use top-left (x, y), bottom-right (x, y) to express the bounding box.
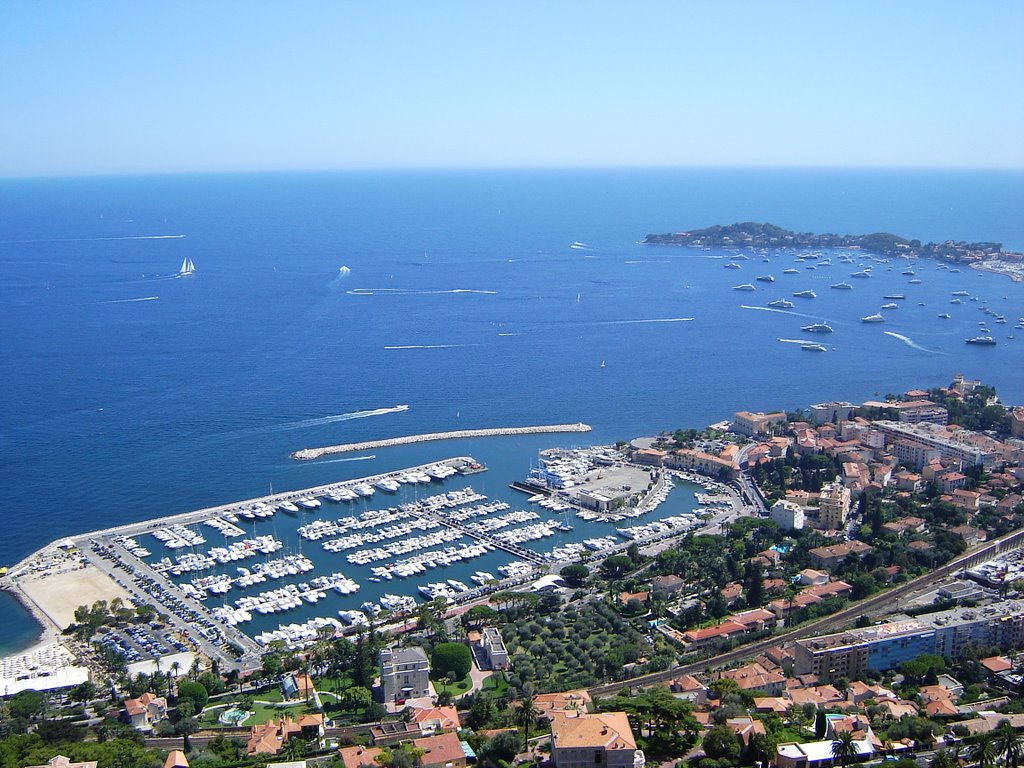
top-left (3, 451), bottom-right (726, 667)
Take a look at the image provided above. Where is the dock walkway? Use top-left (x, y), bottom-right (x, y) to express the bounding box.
top-left (291, 423), bottom-right (592, 460)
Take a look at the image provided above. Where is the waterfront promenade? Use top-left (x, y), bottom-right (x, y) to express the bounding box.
top-left (291, 423), bottom-right (592, 460)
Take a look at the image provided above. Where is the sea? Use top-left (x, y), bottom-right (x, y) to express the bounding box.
top-left (1, 168), bottom-right (1023, 654)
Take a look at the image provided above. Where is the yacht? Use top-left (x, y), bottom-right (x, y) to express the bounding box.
top-left (296, 497), bottom-right (321, 510)
top-left (908, 278), bottom-right (923, 284)
top-left (783, 268), bottom-right (800, 274)
top-left (881, 303), bottom-right (898, 310)
top-left (801, 323), bottom-right (834, 333)
top-left (801, 343), bottom-right (827, 352)
top-left (883, 293), bottom-right (906, 300)
top-left (951, 298), bottom-right (962, 304)
top-left (902, 268), bottom-right (915, 276)
top-left (830, 282), bottom-right (853, 290)
top-left (732, 284), bottom-right (756, 291)
top-left (446, 579), bottom-right (470, 592)
top-left (861, 314), bottom-right (885, 323)
top-left (952, 290), bottom-right (970, 296)
top-left (724, 263), bottom-right (742, 269)
top-left (353, 484), bottom-right (375, 497)
top-left (277, 501), bottom-right (300, 514)
top-left (966, 336), bottom-right (997, 345)
top-left (938, 313), bottom-right (951, 319)
top-left (767, 299), bottom-right (795, 308)
top-left (756, 274), bottom-right (775, 282)
top-left (374, 478), bottom-right (401, 493)
top-left (851, 270), bottom-right (872, 278)
top-left (177, 258), bottom-right (196, 277)
top-left (793, 290), bottom-right (817, 299)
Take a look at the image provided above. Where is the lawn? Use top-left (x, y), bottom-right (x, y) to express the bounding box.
top-left (432, 672), bottom-right (473, 698)
top-left (481, 673), bottom-right (509, 696)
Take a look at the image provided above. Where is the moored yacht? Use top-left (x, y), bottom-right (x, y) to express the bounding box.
top-left (767, 299), bottom-right (795, 308)
top-left (724, 262), bottom-right (742, 269)
top-left (801, 343), bottom-right (827, 352)
top-left (783, 268), bottom-right (800, 274)
top-left (966, 336), bottom-right (996, 345)
top-left (793, 290), bottom-right (817, 298)
top-left (831, 282), bottom-right (853, 290)
top-left (756, 274), bottom-right (775, 282)
top-left (801, 323), bottom-right (834, 333)
top-left (732, 284), bottom-right (756, 291)
top-left (861, 313), bottom-right (884, 323)
top-left (375, 478), bottom-right (401, 493)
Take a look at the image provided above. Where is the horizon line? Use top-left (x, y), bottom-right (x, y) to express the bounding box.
top-left (3, 163), bottom-right (1024, 182)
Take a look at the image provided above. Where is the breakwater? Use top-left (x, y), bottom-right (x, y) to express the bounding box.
top-left (290, 423), bottom-right (593, 460)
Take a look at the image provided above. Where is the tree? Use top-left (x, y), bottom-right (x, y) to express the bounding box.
top-left (559, 564), bottom-right (590, 587)
top-left (831, 731), bottom-right (860, 767)
top-left (431, 643), bottom-right (471, 681)
top-left (461, 605), bottom-right (499, 630)
top-left (8, 690), bottom-right (45, 719)
top-left (749, 731), bottom-right (778, 766)
top-left (994, 720), bottom-right (1024, 768)
top-left (929, 749), bottom-right (958, 768)
top-left (514, 689), bottom-right (540, 755)
top-left (702, 725), bottom-right (740, 761)
top-left (175, 716), bottom-right (199, 753)
top-left (968, 733), bottom-right (999, 768)
top-left (176, 680), bottom-right (208, 713)
top-left (600, 555), bottom-right (634, 579)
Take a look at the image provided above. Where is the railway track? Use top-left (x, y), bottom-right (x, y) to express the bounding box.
top-left (589, 526), bottom-right (1024, 697)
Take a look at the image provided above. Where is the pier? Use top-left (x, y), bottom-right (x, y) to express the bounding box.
top-left (290, 423), bottom-right (592, 460)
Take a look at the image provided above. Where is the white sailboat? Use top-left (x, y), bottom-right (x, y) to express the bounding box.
top-left (178, 257), bottom-right (196, 277)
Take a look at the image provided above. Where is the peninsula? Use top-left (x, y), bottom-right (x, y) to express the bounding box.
top-left (291, 422), bottom-right (593, 460)
top-left (642, 221), bottom-right (1024, 278)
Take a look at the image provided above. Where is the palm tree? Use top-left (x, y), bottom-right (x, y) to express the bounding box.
top-left (831, 731), bottom-right (860, 768)
top-left (929, 749), bottom-right (959, 768)
top-left (514, 689), bottom-right (540, 757)
top-left (993, 721), bottom-right (1024, 768)
top-left (968, 733), bottom-right (999, 768)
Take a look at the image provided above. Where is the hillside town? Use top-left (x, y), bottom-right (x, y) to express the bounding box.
top-left (2, 374), bottom-right (1024, 768)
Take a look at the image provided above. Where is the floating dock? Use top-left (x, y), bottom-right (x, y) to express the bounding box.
top-left (290, 423), bottom-right (592, 460)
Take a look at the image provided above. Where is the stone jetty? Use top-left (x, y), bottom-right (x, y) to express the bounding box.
top-left (291, 423), bottom-right (592, 460)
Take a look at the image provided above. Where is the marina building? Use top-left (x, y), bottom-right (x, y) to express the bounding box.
top-left (816, 482), bottom-right (851, 530)
top-left (665, 449), bottom-right (737, 479)
top-left (550, 711), bottom-right (643, 768)
top-left (380, 646), bottom-right (431, 703)
top-left (732, 411), bottom-right (788, 437)
top-left (479, 627), bottom-right (509, 671)
top-left (809, 401), bottom-right (856, 425)
top-left (770, 499), bottom-right (805, 531)
top-left (873, 420), bottom-right (996, 468)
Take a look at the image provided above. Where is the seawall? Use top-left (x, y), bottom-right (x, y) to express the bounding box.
top-left (291, 423), bottom-right (592, 460)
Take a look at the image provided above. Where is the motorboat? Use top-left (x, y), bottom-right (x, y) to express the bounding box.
top-left (767, 299), bottom-right (795, 308)
top-left (861, 314), bottom-right (884, 323)
top-left (793, 290), bottom-right (817, 298)
top-left (801, 343), bottom-right (827, 352)
top-left (831, 282), bottom-right (853, 290)
top-left (733, 284), bottom-right (756, 291)
top-left (801, 323), bottom-right (834, 333)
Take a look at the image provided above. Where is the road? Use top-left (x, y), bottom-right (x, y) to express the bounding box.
top-left (589, 526), bottom-right (1024, 697)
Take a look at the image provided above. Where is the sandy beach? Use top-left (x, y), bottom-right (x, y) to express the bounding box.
top-left (17, 565), bottom-right (134, 631)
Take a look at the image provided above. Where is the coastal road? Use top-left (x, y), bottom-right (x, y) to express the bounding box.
top-left (589, 526), bottom-right (1024, 698)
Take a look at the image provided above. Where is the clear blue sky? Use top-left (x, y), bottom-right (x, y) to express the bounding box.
top-left (2, 2), bottom-right (1022, 176)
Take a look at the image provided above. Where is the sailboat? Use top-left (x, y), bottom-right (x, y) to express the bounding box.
top-left (600, 360), bottom-right (606, 369)
top-left (178, 257), bottom-right (196, 277)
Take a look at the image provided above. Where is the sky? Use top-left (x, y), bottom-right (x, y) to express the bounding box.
top-left (1, 2), bottom-right (1023, 177)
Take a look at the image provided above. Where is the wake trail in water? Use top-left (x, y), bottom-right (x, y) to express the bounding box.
top-left (96, 296), bottom-right (160, 304)
top-left (883, 331), bottom-right (946, 354)
top-left (741, 304), bottom-right (822, 320)
top-left (384, 344), bottom-right (474, 350)
top-left (295, 454), bottom-right (377, 465)
top-left (348, 288), bottom-right (497, 296)
top-left (222, 405), bottom-right (409, 438)
top-left (0, 235), bottom-right (185, 244)
top-left (595, 317), bottom-right (695, 325)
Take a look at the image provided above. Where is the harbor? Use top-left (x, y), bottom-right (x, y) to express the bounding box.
top-left (1, 449), bottom-right (741, 673)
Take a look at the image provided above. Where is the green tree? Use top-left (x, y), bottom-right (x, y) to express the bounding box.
top-left (969, 733), bottom-right (999, 768)
top-left (175, 716), bottom-right (198, 753)
top-left (994, 720), bottom-right (1024, 768)
top-left (176, 680), bottom-right (208, 713)
top-left (600, 555), bottom-right (634, 579)
top-left (514, 689), bottom-right (540, 755)
top-left (559, 564), bottom-right (590, 587)
top-left (431, 643), bottom-right (471, 681)
top-left (702, 725), bottom-right (740, 761)
top-left (831, 731), bottom-right (860, 767)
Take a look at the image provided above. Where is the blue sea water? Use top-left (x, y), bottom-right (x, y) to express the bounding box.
top-left (1, 168), bottom-right (1023, 652)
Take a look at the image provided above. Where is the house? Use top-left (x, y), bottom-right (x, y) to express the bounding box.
top-left (797, 569), bottom-right (830, 586)
top-left (25, 759), bottom-right (98, 768)
top-left (282, 672), bottom-right (316, 702)
top-left (681, 620), bottom-right (748, 648)
top-left (550, 711), bottom-right (643, 768)
top-left (666, 674), bottom-right (707, 705)
top-left (776, 738), bottom-right (873, 768)
top-left (725, 716), bottom-right (766, 749)
top-left (534, 690), bottom-right (594, 715)
top-left (478, 627), bottom-right (509, 671)
top-left (339, 746), bottom-right (386, 768)
top-left (411, 706), bottom-right (462, 735)
top-left (651, 574), bottom-right (686, 596)
top-left (950, 525), bottom-right (987, 545)
top-left (380, 646), bottom-right (431, 703)
top-left (808, 541), bottom-right (873, 570)
top-left (248, 715), bottom-right (324, 755)
top-left (717, 662), bottom-right (786, 696)
top-left (980, 656), bottom-right (1012, 676)
top-left (164, 751), bottom-right (190, 768)
top-left (122, 692), bottom-right (168, 731)
top-left (413, 732), bottom-right (469, 768)
top-left (370, 721), bottom-right (423, 746)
